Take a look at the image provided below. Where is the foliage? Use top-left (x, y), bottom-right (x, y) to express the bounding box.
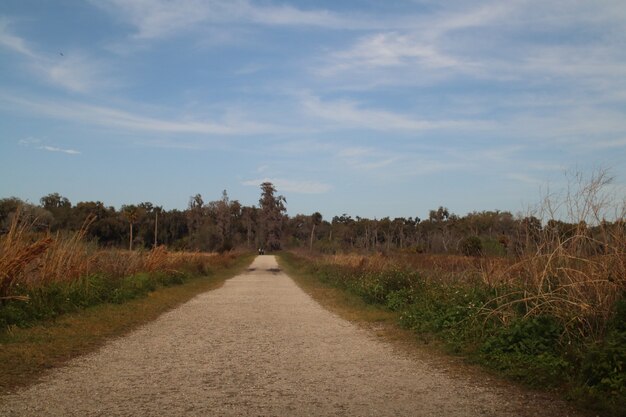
top-left (258, 182), bottom-right (287, 251)
top-left (459, 235), bottom-right (482, 256)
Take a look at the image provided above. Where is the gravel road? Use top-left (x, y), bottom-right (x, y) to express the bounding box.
top-left (0, 255), bottom-right (582, 416)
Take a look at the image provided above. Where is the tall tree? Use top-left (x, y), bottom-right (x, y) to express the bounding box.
top-left (121, 205), bottom-right (143, 250)
top-left (209, 190), bottom-right (236, 252)
top-left (240, 206), bottom-right (257, 248)
top-left (258, 182), bottom-right (286, 250)
top-left (309, 212), bottom-right (323, 251)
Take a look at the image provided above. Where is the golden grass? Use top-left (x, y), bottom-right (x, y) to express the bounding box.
top-left (483, 225), bottom-right (626, 339)
top-left (0, 212), bottom-right (238, 301)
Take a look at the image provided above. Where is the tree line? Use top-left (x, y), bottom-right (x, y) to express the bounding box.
top-left (1, 182), bottom-right (622, 256)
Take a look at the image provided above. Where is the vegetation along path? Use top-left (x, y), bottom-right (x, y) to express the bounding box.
top-left (1, 256), bottom-right (583, 416)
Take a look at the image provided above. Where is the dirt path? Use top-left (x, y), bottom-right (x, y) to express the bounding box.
top-left (0, 256), bottom-right (582, 416)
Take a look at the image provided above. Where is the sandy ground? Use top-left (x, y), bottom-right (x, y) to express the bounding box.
top-left (0, 255), bottom-right (584, 416)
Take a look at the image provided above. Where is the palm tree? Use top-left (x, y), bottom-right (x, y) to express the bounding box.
top-left (122, 205), bottom-right (141, 250)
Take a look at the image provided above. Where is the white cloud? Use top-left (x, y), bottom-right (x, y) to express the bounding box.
top-left (1, 94), bottom-right (282, 136)
top-left (37, 53), bottom-right (115, 93)
top-left (0, 23), bottom-right (115, 93)
top-left (39, 145), bottom-right (81, 155)
top-left (242, 178), bottom-right (331, 194)
top-left (301, 94), bottom-right (489, 132)
top-left (321, 32), bottom-right (464, 76)
top-left (17, 137), bottom-right (41, 146)
top-left (506, 173), bottom-right (549, 186)
top-left (314, 0), bottom-right (626, 98)
top-left (17, 138), bottom-right (80, 155)
top-left (335, 146), bottom-right (398, 171)
top-left (0, 19), bottom-right (37, 58)
top-left (93, 0), bottom-right (364, 40)
top-left (95, 0), bottom-right (213, 40)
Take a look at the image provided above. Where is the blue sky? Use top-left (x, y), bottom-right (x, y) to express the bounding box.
top-left (1, 0), bottom-right (625, 220)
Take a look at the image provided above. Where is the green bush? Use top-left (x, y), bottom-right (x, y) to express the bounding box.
top-left (460, 236), bottom-right (482, 256)
top-left (479, 316), bottom-right (570, 386)
top-left (576, 300), bottom-right (626, 412)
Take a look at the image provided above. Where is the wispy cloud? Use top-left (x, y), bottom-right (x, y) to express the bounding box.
top-left (0, 22), bottom-right (115, 93)
top-left (93, 0), bottom-right (365, 41)
top-left (336, 146), bottom-right (399, 171)
top-left (1, 94), bottom-right (282, 136)
top-left (301, 94), bottom-right (490, 132)
top-left (314, 1), bottom-right (626, 96)
top-left (506, 173), bottom-right (544, 186)
top-left (37, 53), bottom-right (115, 93)
top-left (242, 177), bottom-right (331, 194)
top-left (319, 32), bottom-right (465, 77)
top-left (18, 137), bottom-right (80, 155)
top-left (39, 145), bottom-right (81, 155)
top-left (0, 19), bottom-right (37, 58)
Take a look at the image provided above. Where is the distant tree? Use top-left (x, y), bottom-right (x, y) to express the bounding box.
top-left (39, 193), bottom-right (72, 231)
top-left (240, 206), bottom-right (257, 248)
top-left (0, 197), bottom-right (26, 230)
top-left (40, 192), bottom-right (70, 210)
top-left (208, 190), bottom-right (235, 252)
top-left (429, 206), bottom-right (449, 222)
top-left (258, 182), bottom-right (286, 250)
top-left (0, 197), bottom-right (52, 232)
top-left (121, 205), bottom-right (144, 250)
top-left (309, 212), bottom-right (322, 250)
top-left (460, 236), bottom-right (483, 257)
top-left (186, 194), bottom-right (206, 250)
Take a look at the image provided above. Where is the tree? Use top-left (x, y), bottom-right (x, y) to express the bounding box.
top-left (309, 212), bottom-right (322, 250)
top-left (258, 182), bottom-right (286, 250)
top-left (186, 194), bottom-right (206, 250)
top-left (0, 197), bottom-right (53, 232)
top-left (40, 193), bottom-right (70, 210)
top-left (240, 206), bottom-right (257, 248)
top-left (121, 205), bottom-right (144, 250)
top-left (460, 236), bottom-right (483, 257)
top-left (208, 190), bottom-right (236, 252)
top-left (39, 193), bottom-right (72, 231)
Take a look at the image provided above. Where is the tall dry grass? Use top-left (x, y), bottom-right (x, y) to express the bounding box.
top-left (483, 170), bottom-right (626, 339)
top-left (0, 212), bottom-right (237, 302)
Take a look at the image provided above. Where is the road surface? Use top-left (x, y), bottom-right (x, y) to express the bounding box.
top-left (0, 255), bottom-right (581, 416)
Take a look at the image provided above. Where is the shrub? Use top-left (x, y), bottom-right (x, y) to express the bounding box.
top-left (460, 236), bottom-right (482, 257)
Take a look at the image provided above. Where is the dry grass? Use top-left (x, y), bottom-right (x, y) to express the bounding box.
top-left (0, 211), bottom-right (239, 302)
top-left (482, 170), bottom-right (626, 339)
top-left (291, 172), bottom-right (625, 341)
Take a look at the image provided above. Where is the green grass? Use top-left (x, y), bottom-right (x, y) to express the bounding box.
top-left (0, 252), bottom-right (254, 394)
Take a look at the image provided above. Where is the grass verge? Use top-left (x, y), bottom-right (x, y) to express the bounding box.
top-left (0, 252), bottom-right (254, 394)
top-left (278, 252), bottom-right (488, 368)
top-left (279, 251), bottom-right (622, 417)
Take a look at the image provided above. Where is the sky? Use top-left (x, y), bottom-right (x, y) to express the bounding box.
top-left (1, 0), bottom-right (625, 221)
